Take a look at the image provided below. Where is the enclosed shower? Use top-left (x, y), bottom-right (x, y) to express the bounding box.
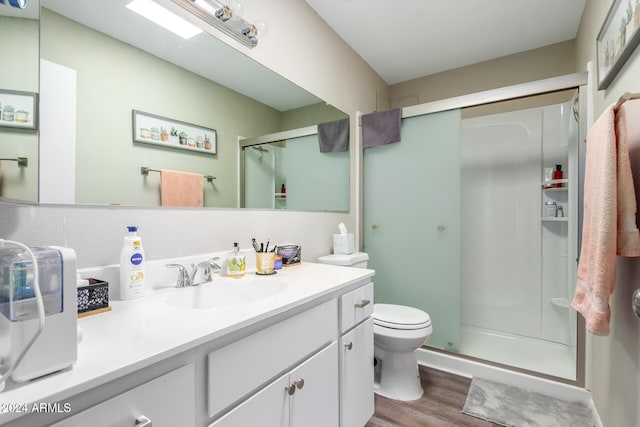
top-left (364, 75), bottom-right (586, 383)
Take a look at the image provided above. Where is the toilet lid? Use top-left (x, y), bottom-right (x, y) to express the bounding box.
top-left (373, 304), bottom-right (431, 330)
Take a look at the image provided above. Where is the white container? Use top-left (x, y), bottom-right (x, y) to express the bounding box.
top-left (333, 233), bottom-right (355, 255)
top-left (119, 226), bottom-right (145, 300)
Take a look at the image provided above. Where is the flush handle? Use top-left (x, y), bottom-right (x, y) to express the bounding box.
top-left (135, 416), bottom-right (152, 427)
top-left (345, 341), bottom-right (353, 350)
top-left (354, 299), bottom-right (370, 309)
top-left (633, 288), bottom-right (640, 318)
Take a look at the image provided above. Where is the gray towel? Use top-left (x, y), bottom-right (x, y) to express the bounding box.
top-left (318, 118), bottom-right (350, 153)
top-left (361, 108), bottom-right (402, 149)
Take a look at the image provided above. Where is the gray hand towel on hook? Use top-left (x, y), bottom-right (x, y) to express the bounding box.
top-left (318, 118), bottom-right (350, 153)
top-left (361, 108), bottom-right (402, 148)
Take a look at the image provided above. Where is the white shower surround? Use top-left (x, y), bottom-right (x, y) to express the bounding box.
top-left (459, 101), bottom-right (579, 379)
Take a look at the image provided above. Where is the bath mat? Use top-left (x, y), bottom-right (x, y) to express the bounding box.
top-left (462, 377), bottom-right (594, 427)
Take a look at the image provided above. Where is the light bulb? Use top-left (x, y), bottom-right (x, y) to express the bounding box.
top-left (254, 20), bottom-right (268, 38)
top-left (227, 0), bottom-right (244, 18)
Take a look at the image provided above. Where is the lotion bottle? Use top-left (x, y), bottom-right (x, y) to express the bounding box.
top-left (119, 226), bottom-right (145, 300)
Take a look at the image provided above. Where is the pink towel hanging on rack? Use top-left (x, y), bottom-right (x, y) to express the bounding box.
top-left (572, 100), bottom-right (640, 335)
top-left (160, 169), bottom-right (204, 207)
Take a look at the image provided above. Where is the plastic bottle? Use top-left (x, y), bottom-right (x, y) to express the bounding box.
top-left (553, 164), bottom-right (563, 188)
top-left (119, 226), bottom-right (145, 300)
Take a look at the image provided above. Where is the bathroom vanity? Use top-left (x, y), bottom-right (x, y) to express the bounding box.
top-left (0, 261), bottom-right (374, 427)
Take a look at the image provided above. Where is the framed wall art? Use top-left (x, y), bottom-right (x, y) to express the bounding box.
top-left (0, 89), bottom-right (38, 130)
top-left (597, 0), bottom-right (640, 90)
top-left (132, 110), bottom-right (217, 155)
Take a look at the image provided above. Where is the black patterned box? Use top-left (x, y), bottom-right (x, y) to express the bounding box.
top-left (77, 278), bottom-right (109, 315)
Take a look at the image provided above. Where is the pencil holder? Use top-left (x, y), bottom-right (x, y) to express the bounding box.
top-left (256, 252), bottom-right (275, 275)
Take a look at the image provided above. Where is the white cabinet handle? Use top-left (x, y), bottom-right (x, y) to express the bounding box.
top-left (345, 342), bottom-right (353, 350)
top-left (135, 415), bottom-right (152, 427)
top-left (295, 378), bottom-right (305, 390)
top-left (354, 299), bottom-right (370, 309)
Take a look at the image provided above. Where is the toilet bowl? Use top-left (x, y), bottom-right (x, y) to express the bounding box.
top-left (373, 303), bottom-right (432, 401)
top-left (317, 253), bottom-right (433, 401)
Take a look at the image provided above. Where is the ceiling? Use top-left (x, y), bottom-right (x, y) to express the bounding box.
top-left (304, 0), bottom-right (587, 85)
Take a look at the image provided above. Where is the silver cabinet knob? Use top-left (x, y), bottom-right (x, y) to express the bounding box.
top-left (286, 384), bottom-right (296, 395)
top-left (295, 378), bottom-right (305, 390)
top-left (345, 342), bottom-right (353, 350)
top-left (371, 224), bottom-right (378, 230)
top-left (135, 416), bottom-right (152, 427)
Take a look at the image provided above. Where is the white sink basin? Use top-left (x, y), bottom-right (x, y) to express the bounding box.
top-left (166, 277), bottom-right (287, 309)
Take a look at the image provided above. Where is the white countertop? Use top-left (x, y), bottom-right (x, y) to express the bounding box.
top-left (0, 262), bottom-right (374, 422)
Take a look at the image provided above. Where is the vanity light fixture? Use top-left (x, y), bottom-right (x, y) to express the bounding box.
top-left (126, 0), bottom-right (203, 40)
top-left (172, 0), bottom-right (267, 48)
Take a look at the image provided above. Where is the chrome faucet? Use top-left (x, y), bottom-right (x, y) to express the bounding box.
top-left (166, 258), bottom-right (222, 288)
top-left (189, 258), bottom-right (222, 286)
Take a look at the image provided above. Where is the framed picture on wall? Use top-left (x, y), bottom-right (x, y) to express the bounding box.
top-left (597, 0), bottom-right (640, 90)
top-left (132, 110), bottom-right (217, 155)
top-left (0, 89), bottom-right (38, 130)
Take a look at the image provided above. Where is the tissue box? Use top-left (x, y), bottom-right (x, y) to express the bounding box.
top-left (77, 278), bottom-right (110, 317)
top-left (333, 234), bottom-right (355, 255)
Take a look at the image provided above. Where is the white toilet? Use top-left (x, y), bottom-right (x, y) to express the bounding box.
top-left (317, 252), bottom-right (433, 401)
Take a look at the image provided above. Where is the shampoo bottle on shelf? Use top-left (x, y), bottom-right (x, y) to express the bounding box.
top-left (553, 164), bottom-right (563, 187)
top-left (120, 226), bottom-right (145, 300)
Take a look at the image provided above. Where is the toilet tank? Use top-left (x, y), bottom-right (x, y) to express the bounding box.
top-left (317, 252), bottom-right (369, 269)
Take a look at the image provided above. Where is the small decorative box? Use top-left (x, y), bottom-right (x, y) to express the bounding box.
top-left (276, 245), bottom-right (301, 266)
top-left (77, 278), bottom-right (110, 317)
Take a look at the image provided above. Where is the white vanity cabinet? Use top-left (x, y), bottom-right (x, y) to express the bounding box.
top-left (50, 364), bottom-right (195, 427)
top-left (210, 342), bottom-right (339, 427)
top-left (1, 266), bottom-right (375, 427)
top-left (339, 282), bottom-right (375, 427)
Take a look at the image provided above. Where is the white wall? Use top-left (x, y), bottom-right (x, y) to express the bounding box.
top-left (1, 0), bottom-right (385, 268)
top-left (575, 1), bottom-right (640, 426)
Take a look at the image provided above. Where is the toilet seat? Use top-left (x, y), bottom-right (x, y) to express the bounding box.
top-left (373, 304), bottom-right (431, 330)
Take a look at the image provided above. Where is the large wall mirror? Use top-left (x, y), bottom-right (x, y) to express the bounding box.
top-left (0, 0), bottom-right (39, 203)
top-left (31, 0), bottom-right (348, 209)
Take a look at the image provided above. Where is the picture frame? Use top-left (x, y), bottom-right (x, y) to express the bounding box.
top-left (597, 0), bottom-right (640, 90)
top-left (132, 110), bottom-right (217, 155)
top-left (0, 89), bottom-right (38, 130)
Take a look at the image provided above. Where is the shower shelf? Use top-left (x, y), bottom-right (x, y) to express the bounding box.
top-left (541, 217), bottom-right (568, 222)
top-left (542, 179), bottom-right (569, 190)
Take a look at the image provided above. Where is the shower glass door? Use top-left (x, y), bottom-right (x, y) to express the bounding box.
top-left (363, 109), bottom-right (462, 351)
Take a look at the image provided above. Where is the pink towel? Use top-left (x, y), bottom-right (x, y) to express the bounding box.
top-left (160, 169), bottom-right (203, 207)
top-left (572, 102), bottom-right (640, 335)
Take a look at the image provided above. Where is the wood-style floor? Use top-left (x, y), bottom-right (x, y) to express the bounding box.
top-left (366, 365), bottom-right (500, 427)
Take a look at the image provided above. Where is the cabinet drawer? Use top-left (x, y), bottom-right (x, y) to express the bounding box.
top-left (208, 299), bottom-right (338, 417)
top-left (51, 364), bottom-right (195, 427)
top-left (340, 282), bottom-right (373, 332)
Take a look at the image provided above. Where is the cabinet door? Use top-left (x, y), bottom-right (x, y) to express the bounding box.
top-left (209, 373), bottom-right (289, 427)
top-left (290, 342), bottom-right (339, 427)
top-left (341, 318), bottom-right (374, 427)
top-left (51, 364), bottom-right (195, 427)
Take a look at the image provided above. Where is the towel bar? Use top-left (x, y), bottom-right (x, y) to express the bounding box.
top-left (615, 92), bottom-right (640, 110)
top-left (140, 166), bottom-right (215, 182)
top-left (0, 157), bottom-right (28, 167)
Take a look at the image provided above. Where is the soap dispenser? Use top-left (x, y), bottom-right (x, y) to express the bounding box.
top-left (227, 242), bottom-right (246, 278)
